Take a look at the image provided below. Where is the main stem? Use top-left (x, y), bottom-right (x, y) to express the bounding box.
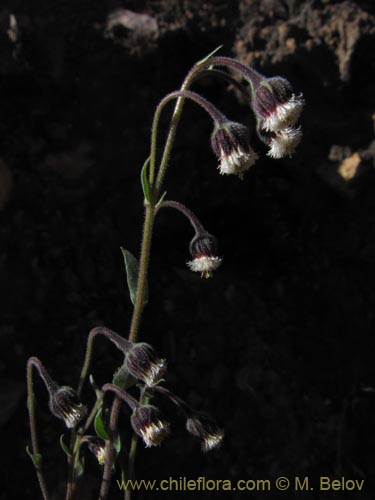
top-left (99, 204), bottom-right (155, 500)
top-left (101, 52), bottom-right (216, 500)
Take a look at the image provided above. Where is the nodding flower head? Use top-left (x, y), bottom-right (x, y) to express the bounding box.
top-left (125, 342), bottom-right (167, 387)
top-left (252, 77), bottom-right (304, 133)
top-left (259, 126), bottom-right (302, 159)
top-left (131, 405), bottom-right (170, 447)
top-left (186, 412), bottom-right (224, 452)
top-left (187, 232), bottom-right (222, 279)
top-left (211, 121), bottom-right (258, 179)
top-left (87, 437), bottom-right (106, 465)
top-left (49, 386), bottom-right (87, 428)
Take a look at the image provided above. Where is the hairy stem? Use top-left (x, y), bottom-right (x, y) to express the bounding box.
top-left (159, 200), bottom-right (206, 235)
top-left (100, 51), bottom-right (225, 499)
top-left (149, 90), bottom-right (226, 189)
top-left (26, 360), bottom-right (50, 500)
top-left (153, 61), bottom-right (214, 195)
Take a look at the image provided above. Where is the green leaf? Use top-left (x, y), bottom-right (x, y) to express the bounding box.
top-left (141, 156), bottom-right (151, 203)
top-left (112, 365), bottom-right (137, 390)
top-left (89, 374), bottom-right (102, 399)
top-left (59, 435), bottom-right (72, 458)
top-left (73, 455), bottom-right (85, 481)
top-left (155, 191), bottom-right (167, 209)
top-left (26, 446), bottom-right (42, 467)
top-left (94, 408), bottom-right (110, 441)
top-left (121, 247), bottom-right (148, 306)
top-left (197, 45), bottom-right (223, 66)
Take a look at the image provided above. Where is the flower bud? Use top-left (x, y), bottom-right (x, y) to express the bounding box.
top-left (211, 121), bottom-right (258, 179)
top-left (48, 386), bottom-right (87, 428)
top-left (187, 233), bottom-right (222, 278)
top-left (186, 412), bottom-right (224, 452)
top-left (125, 342), bottom-right (167, 387)
top-left (252, 77), bottom-right (304, 133)
top-left (131, 405), bottom-right (170, 447)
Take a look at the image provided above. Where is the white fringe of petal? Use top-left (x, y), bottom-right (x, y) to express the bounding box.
top-left (187, 255), bottom-right (222, 277)
top-left (218, 147), bottom-right (258, 178)
top-left (261, 94), bottom-right (304, 132)
top-left (267, 127), bottom-right (302, 159)
top-left (141, 420), bottom-right (170, 447)
top-left (202, 429), bottom-right (225, 452)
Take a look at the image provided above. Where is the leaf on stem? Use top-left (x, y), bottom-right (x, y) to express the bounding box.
top-left (26, 445), bottom-right (42, 466)
top-left (73, 455), bottom-right (85, 481)
top-left (94, 408), bottom-right (110, 441)
top-left (196, 45), bottom-right (223, 66)
top-left (121, 247), bottom-right (148, 306)
top-left (155, 191), bottom-right (167, 209)
top-left (141, 156), bottom-right (152, 203)
top-left (59, 434), bottom-right (72, 458)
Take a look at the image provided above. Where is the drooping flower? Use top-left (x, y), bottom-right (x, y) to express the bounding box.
top-left (187, 232), bottom-right (222, 278)
top-left (211, 121), bottom-right (258, 179)
top-left (131, 405), bottom-right (170, 447)
top-left (125, 342), bottom-right (167, 387)
top-left (252, 77), bottom-right (304, 133)
top-left (265, 127), bottom-right (303, 159)
top-left (49, 386), bottom-right (87, 428)
top-left (186, 412), bottom-right (224, 452)
top-left (86, 437), bottom-right (106, 465)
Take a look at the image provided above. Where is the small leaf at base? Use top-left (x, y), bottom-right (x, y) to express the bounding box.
top-left (26, 446), bottom-right (42, 466)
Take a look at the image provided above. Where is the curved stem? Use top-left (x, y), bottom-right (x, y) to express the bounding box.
top-left (26, 359), bottom-right (51, 500)
top-left (152, 61), bottom-right (212, 194)
top-left (102, 384), bottom-right (139, 410)
top-left (159, 200), bottom-right (206, 235)
top-left (210, 56), bottom-right (263, 89)
top-left (149, 90), bottom-right (226, 190)
top-left (77, 326), bottom-right (131, 397)
top-left (197, 68), bottom-right (251, 98)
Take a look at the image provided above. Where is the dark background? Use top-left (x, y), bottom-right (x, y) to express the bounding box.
top-left (1, 0), bottom-right (375, 498)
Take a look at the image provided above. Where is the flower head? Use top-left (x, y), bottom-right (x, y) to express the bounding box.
top-left (211, 121), bottom-right (258, 179)
top-left (131, 405), bottom-right (170, 447)
top-left (186, 412), bottom-right (224, 452)
top-left (252, 77), bottom-right (304, 133)
top-left (86, 437), bottom-right (106, 465)
top-left (187, 233), bottom-right (222, 278)
top-left (265, 127), bottom-right (302, 159)
top-left (49, 386), bottom-right (87, 428)
top-left (125, 342), bottom-right (167, 387)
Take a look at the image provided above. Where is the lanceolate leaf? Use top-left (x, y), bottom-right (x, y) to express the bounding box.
top-left (59, 434), bottom-right (72, 458)
top-left (197, 45), bottom-right (223, 66)
top-left (121, 247), bottom-right (148, 306)
top-left (94, 408), bottom-right (110, 441)
top-left (141, 156), bottom-right (151, 203)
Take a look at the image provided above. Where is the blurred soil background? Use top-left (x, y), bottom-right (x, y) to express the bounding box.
top-left (1, 0), bottom-right (375, 498)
